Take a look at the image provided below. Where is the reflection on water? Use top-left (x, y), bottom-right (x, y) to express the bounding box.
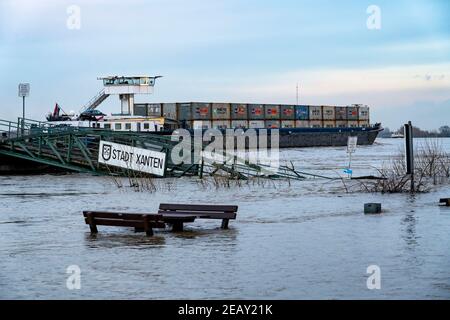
top-left (1, 138), bottom-right (450, 299)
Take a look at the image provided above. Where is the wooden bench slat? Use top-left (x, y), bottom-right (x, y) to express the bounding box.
top-left (159, 211), bottom-right (236, 219)
top-left (84, 218), bottom-right (165, 229)
top-left (162, 217), bottom-right (196, 223)
top-left (83, 211), bottom-right (163, 221)
top-left (159, 203), bottom-right (238, 212)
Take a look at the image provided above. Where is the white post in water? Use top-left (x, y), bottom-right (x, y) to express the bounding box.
top-left (346, 136), bottom-right (358, 178)
top-left (404, 121), bottom-right (414, 192)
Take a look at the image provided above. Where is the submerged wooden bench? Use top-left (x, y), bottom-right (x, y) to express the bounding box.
top-left (83, 211), bottom-right (166, 236)
top-left (158, 203), bottom-right (238, 231)
top-left (439, 198), bottom-right (450, 206)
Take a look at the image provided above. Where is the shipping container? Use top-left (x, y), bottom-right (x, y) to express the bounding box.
top-left (336, 121), bottom-right (348, 128)
top-left (281, 120), bottom-right (295, 128)
top-left (309, 120), bottom-right (323, 128)
top-left (192, 120), bottom-right (211, 129)
top-left (295, 120), bottom-right (310, 128)
top-left (211, 103), bottom-right (231, 120)
top-left (348, 120), bottom-right (359, 128)
top-left (322, 106), bottom-right (335, 120)
top-left (265, 120), bottom-right (280, 129)
top-left (335, 107), bottom-right (347, 120)
top-left (347, 106), bottom-right (359, 120)
top-left (192, 102), bottom-right (211, 120)
top-left (359, 106), bottom-right (369, 120)
top-left (177, 120), bottom-right (194, 129)
top-left (264, 105), bottom-right (280, 120)
top-left (177, 103), bottom-right (192, 121)
top-left (295, 106), bottom-right (309, 120)
top-left (133, 104), bottom-right (147, 117)
top-left (231, 120), bottom-right (248, 129)
top-left (162, 103), bottom-right (177, 119)
top-left (248, 120), bottom-right (265, 129)
top-left (323, 120), bottom-right (336, 128)
top-left (309, 106), bottom-right (322, 120)
top-left (248, 104), bottom-right (265, 120)
top-left (280, 105), bottom-right (296, 120)
top-left (231, 104), bottom-right (248, 120)
top-left (359, 120), bottom-right (369, 128)
top-left (211, 120), bottom-right (231, 129)
top-left (147, 103), bottom-right (162, 117)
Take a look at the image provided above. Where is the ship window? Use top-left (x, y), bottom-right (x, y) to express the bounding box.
top-left (115, 123), bottom-right (122, 130)
top-left (125, 123), bottom-right (132, 130)
top-left (144, 123), bottom-right (150, 130)
top-left (104, 124), bottom-right (111, 129)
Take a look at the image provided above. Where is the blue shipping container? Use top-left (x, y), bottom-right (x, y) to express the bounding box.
top-left (295, 106), bottom-right (309, 120)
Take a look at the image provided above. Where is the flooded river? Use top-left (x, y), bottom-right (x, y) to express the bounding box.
top-left (1, 138), bottom-right (450, 299)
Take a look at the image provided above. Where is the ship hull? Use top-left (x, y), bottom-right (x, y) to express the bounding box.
top-left (277, 126), bottom-right (380, 148)
top-left (178, 124), bottom-right (382, 149)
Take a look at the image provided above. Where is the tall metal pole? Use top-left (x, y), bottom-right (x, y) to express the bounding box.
top-left (296, 83), bottom-right (299, 105)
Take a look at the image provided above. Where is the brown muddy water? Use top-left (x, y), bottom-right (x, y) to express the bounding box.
top-left (1, 138), bottom-right (450, 299)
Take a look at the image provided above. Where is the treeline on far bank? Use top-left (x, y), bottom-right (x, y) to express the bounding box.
top-left (379, 125), bottom-right (450, 138)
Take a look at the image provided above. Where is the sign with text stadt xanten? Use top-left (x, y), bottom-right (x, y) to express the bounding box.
top-left (98, 141), bottom-right (166, 177)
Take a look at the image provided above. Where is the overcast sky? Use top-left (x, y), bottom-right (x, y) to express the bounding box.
top-left (0, 0), bottom-right (449, 130)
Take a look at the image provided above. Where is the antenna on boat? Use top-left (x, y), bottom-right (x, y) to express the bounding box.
top-left (296, 83), bottom-right (299, 105)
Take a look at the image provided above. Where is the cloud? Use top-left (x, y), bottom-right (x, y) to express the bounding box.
top-left (213, 63), bottom-right (450, 103)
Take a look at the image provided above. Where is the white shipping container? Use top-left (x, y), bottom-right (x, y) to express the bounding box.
top-left (295, 120), bottom-right (310, 128)
top-left (359, 106), bottom-right (370, 120)
top-left (281, 120), bottom-right (295, 128)
top-left (323, 120), bottom-right (336, 128)
top-left (309, 106), bottom-right (322, 120)
top-left (322, 106), bottom-right (335, 120)
top-left (249, 120), bottom-right (265, 129)
top-left (309, 120), bottom-right (323, 128)
top-left (348, 121), bottom-right (359, 128)
top-left (192, 120), bottom-right (211, 129)
top-left (231, 120), bottom-right (248, 129)
top-left (211, 120), bottom-right (231, 129)
top-left (359, 120), bottom-right (369, 127)
top-left (336, 121), bottom-right (347, 128)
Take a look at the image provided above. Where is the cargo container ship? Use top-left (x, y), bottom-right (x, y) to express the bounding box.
top-left (47, 76), bottom-right (382, 148)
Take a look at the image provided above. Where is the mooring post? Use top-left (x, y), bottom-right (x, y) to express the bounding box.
top-left (199, 158), bottom-right (204, 179)
top-left (404, 121), bottom-right (414, 192)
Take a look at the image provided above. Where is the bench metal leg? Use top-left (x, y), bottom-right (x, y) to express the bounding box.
top-left (145, 228), bottom-right (154, 237)
top-left (221, 219), bottom-right (229, 229)
top-left (172, 222), bottom-right (184, 232)
top-left (86, 213), bottom-right (98, 234)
